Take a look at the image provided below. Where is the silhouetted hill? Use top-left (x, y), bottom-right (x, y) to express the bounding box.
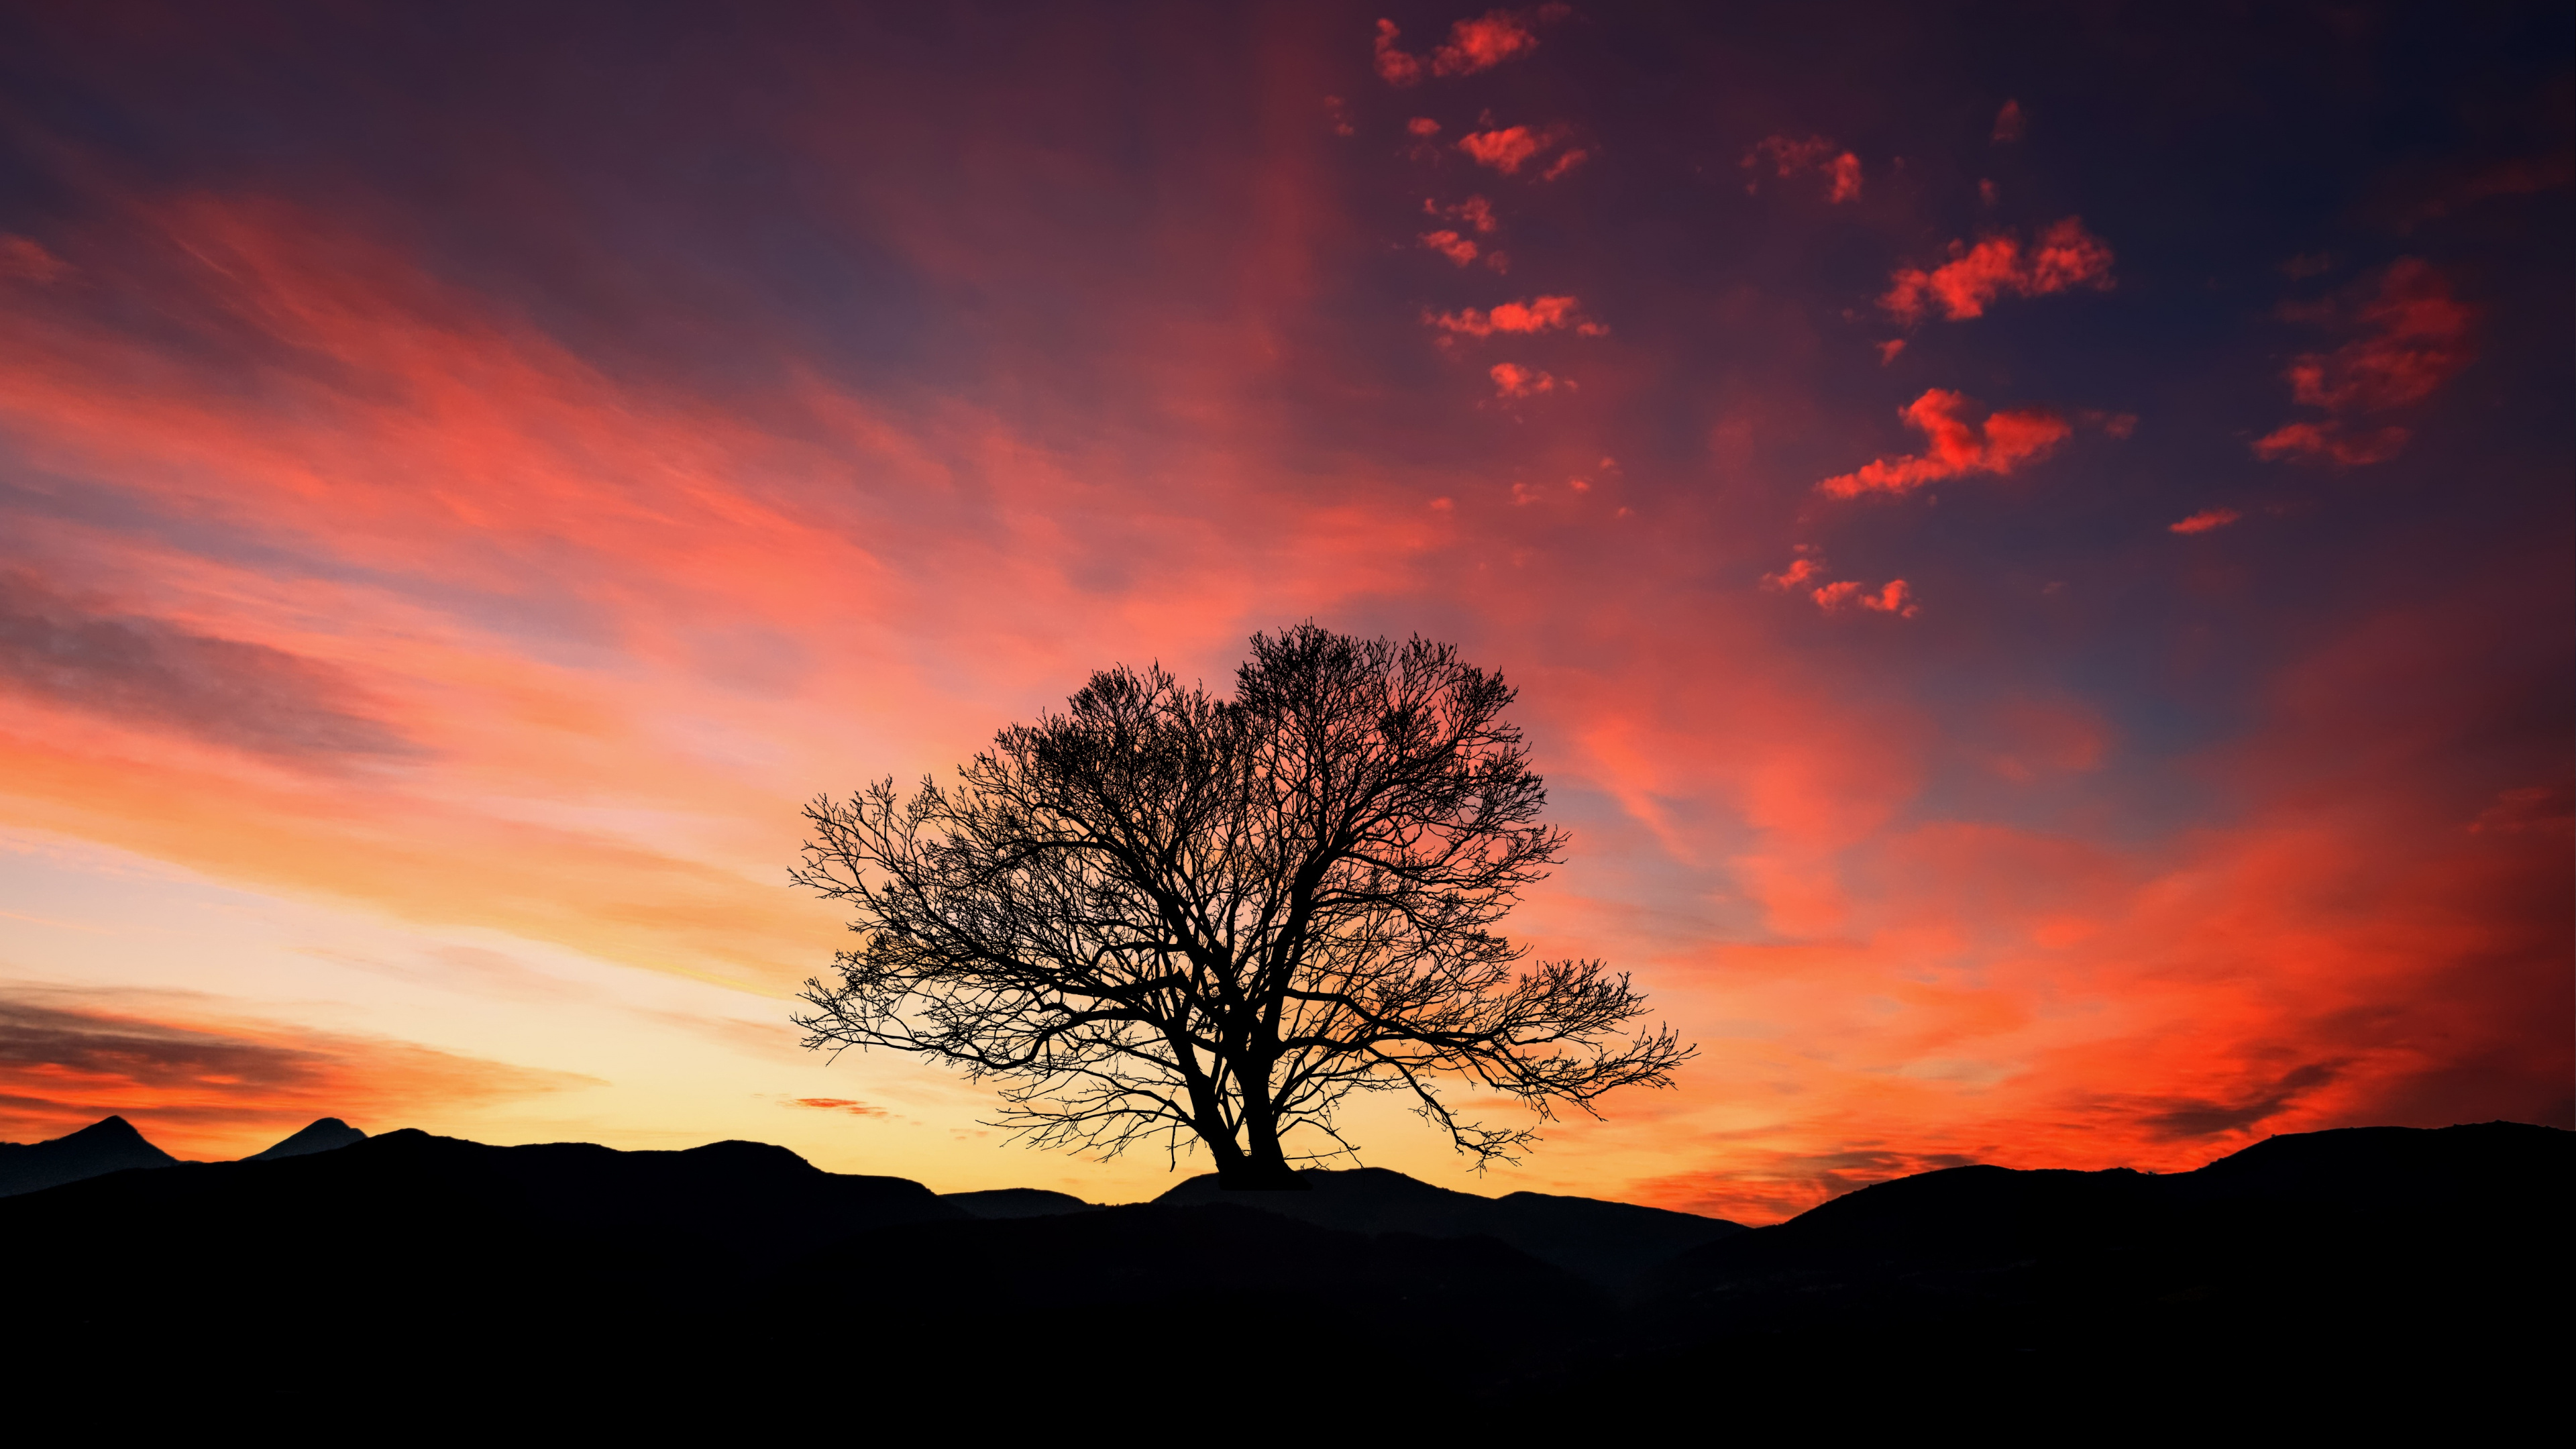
top-left (3, 1120), bottom-right (2563, 1428)
top-left (0, 1115), bottom-right (177, 1197)
top-left (1155, 1165), bottom-right (1745, 1287)
top-left (242, 1116), bottom-right (367, 1161)
top-left (941, 1186), bottom-right (1099, 1218)
top-left (1572, 1121), bottom-right (2574, 1422)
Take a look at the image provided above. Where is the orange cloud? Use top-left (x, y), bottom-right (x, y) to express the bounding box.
top-left (1815, 388), bottom-right (2072, 498)
top-left (2254, 258), bottom-right (2473, 467)
top-left (0, 989), bottom-right (593, 1158)
top-left (1741, 134), bottom-right (1862, 203)
top-left (1489, 362), bottom-right (1561, 397)
top-left (1428, 293), bottom-right (1605, 338)
top-left (1812, 579), bottom-right (1919, 617)
top-left (2169, 507), bottom-right (2242, 535)
top-left (1419, 229), bottom-right (1479, 265)
top-left (1881, 218), bottom-right (2116, 324)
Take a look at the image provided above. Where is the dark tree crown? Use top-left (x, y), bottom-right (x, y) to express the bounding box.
top-left (790, 625), bottom-right (1691, 1185)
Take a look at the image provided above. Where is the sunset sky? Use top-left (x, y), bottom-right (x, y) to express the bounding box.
top-left (1, 3), bottom-right (2567, 1222)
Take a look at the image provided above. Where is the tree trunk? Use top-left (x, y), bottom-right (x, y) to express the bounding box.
top-left (1217, 1057), bottom-right (1306, 1190)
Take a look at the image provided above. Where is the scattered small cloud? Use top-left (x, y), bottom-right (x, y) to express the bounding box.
top-left (788, 1097), bottom-right (888, 1116)
top-left (1428, 294), bottom-right (1605, 338)
top-left (1426, 195), bottom-right (1499, 232)
top-left (2468, 783), bottom-right (2574, 835)
top-left (1813, 578), bottom-right (1919, 618)
top-left (1541, 147), bottom-right (1590, 181)
top-left (1407, 116), bottom-right (1441, 137)
top-left (1978, 178), bottom-right (1998, 207)
top-left (1760, 551), bottom-right (1826, 590)
top-left (1743, 134), bottom-right (1862, 203)
top-left (1991, 99), bottom-right (2025, 143)
top-left (1876, 339), bottom-right (1906, 366)
top-left (1373, 8), bottom-right (1565, 87)
top-left (1489, 362), bottom-right (1564, 397)
top-left (1324, 95), bottom-right (1356, 137)
top-left (1459, 123), bottom-right (1576, 176)
top-left (2253, 258), bottom-right (2472, 467)
top-left (1882, 218), bottom-right (2115, 324)
top-left (1419, 229), bottom-right (1480, 265)
top-left (1815, 388), bottom-right (2071, 498)
top-left (2169, 507), bottom-right (2241, 535)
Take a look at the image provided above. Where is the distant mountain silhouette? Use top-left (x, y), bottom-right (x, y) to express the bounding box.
top-left (941, 1186), bottom-right (1100, 1218)
top-left (243, 1117), bottom-right (368, 1161)
top-left (1155, 1165), bottom-right (1744, 1287)
top-left (0, 1115), bottom-right (177, 1197)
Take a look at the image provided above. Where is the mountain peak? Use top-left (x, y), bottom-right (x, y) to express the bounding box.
top-left (0, 1114), bottom-right (181, 1197)
top-left (243, 1118), bottom-right (369, 1163)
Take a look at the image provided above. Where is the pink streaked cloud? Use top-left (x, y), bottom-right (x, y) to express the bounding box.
top-left (2170, 507), bottom-right (2243, 535)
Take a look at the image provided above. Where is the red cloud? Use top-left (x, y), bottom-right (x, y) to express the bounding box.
top-left (1760, 553), bottom-right (1825, 590)
top-left (1373, 19), bottom-right (1423, 85)
top-left (1375, 9), bottom-right (1562, 87)
top-left (1419, 229), bottom-right (1480, 266)
top-left (789, 1097), bottom-right (888, 1116)
top-left (1992, 99), bottom-right (2025, 142)
top-left (1817, 389), bottom-right (2072, 498)
top-left (1428, 294), bottom-right (1605, 337)
top-left (1742, 134), bottom-right (1862, 203)
top-left (1406, 116), bottom-right (1441, 137)
top-left (2254, 259), bottom-right (2473, 467)
top-left (1463, 123), bottom-right (1556, 175)
top-left (1489, 362), bottom-right (1562, 397)
top-left (1541, 148), bottom-right (1590, 182)
top-left (1881, 218), bottom-right (2115, 324)
top-left (2169, 507), bottom-right (2241, 535)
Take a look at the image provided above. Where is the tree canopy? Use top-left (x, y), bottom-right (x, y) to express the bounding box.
top-left (791, 625), bottom-right (1690, 1188)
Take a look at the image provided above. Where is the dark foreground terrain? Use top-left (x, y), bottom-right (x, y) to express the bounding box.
top-left (4, 1119), bottom-right (2563, 1426)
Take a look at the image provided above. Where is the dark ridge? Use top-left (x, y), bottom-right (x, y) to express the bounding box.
top-left (241, 1116), bottom-right (368, 1162)
top-left (941, 1186), bottom-right (1099, 1218)
top-left (0, 1114), bottom-right (178, 1197)
top-left (1154, 1164), bottom-right (1746, 1287)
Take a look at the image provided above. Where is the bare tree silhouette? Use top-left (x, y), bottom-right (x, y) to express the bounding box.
top-left (791, 625), bottom-right (1691, 1188)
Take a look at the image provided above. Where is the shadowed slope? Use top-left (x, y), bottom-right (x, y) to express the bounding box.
top-left (242, 1116), bottom-right (367, 1161)
top-left (0, 1115), bottom-right (178, 1197)
top-left (1154, 1165), bottom-right (1746, 1287)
